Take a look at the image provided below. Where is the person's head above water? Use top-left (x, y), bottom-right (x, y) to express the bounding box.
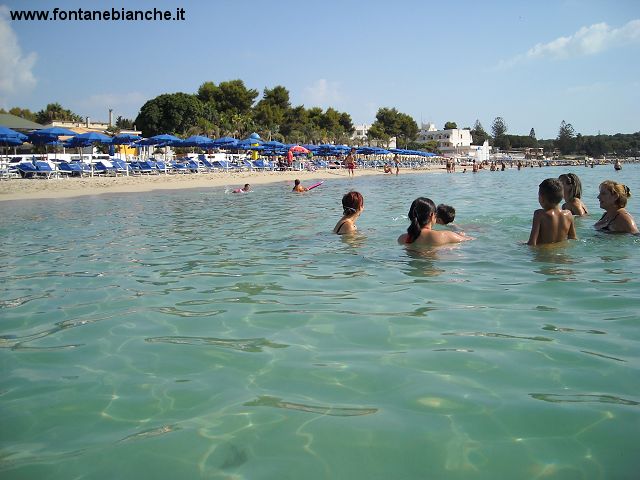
top-left (558, 173), bottom-right (583, 200)
top-left (342, 191), bottom-right (364, 216)
top-left (538, 178), bottom-right (564, 206)
top-left (406, 197), bottom-right (437, 242)
top-left (599, 180), bottom-right (631, 208)
top-left (436, 204), bottom-right (455, 224)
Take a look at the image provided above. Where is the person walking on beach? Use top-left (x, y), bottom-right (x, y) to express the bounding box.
top-left (345, 148), bottom-right (356, 177)
top-left (558, 173), bottom-right (588, 216)
top-left (527, 178), bottom-right (577, 246)
top-left (394, 154), bottom-right (400, 176)
top-left (292, 179), bottom-right (308, 192)
top-left (398, 197), bottom-right (471, 246)
top-left (333, 191), bottom-right (364, 235)
top-left (594, 180), bottom-right (639, 234)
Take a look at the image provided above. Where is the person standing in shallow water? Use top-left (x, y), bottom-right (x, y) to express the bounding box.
top-left (333, 191), bottom-right (364, 235)
top-left (527, 178), bottom-right (577, 246)
top-left (594, 180), bottom-right (639, 234)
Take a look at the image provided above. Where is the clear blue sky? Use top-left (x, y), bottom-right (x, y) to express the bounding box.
top-left (2, 0), bottom-right (639, 139)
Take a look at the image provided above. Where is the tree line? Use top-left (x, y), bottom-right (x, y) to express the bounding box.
top-left (2, 83), bottom-right (638, 156)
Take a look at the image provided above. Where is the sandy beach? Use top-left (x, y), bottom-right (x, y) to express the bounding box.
top-left (0, 166), bottom-right (444, 202)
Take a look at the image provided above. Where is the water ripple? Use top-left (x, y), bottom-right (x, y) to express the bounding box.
top-left (243, 395), bottom-right (378, 416)
top-left (144, 336), bottom-right (288, 352)
top-left (530, 393), bottom-right (638, 405)
top-left (442, 332), bottom-right (553, 342)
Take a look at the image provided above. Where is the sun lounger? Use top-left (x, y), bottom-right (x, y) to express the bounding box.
top-left (95, 160), bottom-right (117, 175)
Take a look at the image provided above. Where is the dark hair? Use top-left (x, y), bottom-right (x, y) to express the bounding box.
top-left (538, 178), bottom-right (563, 205)
top-left (294, 179), bottom-right (300, 185)
top-left (558, 173), bottom-right (582, 199)
top-left (406, 197), bottom-right (436, 243)
top-left (436, 204), bottom-right (455, 224)
top-left (342, 191), bottom-right (363, 216)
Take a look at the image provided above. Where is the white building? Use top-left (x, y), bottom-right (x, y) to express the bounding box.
top-left (415, 123), bottom-right (473, 155)
top-left (351, 123), bottom-right (396, 149)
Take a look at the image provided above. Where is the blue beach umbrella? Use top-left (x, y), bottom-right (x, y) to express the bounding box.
top-left (183, 135), bottom-right (215, 148)
top-left (212, 136), bottom-right (238, 148)
top-left (70, 131), bottom-right (112, 144)
top-left (0, 126), bottom-right (28, 142)
top-left (111, 133), bottom-right (142, 145)
top-left (31, 126), bottom-right (78, 137)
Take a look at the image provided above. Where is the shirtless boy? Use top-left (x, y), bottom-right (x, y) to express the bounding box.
top-left (527, 178), bottom-right (577, 246)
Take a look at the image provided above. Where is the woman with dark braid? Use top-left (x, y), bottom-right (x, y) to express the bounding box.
top-left (333, 191), bottom-right (364, 235)
top-left (397, 197), bottom-right (472, 246)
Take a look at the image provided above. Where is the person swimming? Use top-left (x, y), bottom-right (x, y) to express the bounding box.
top-left (527, 178), bottom-right (577, 246)
top-left (292, 179), bottom-right (308, 192)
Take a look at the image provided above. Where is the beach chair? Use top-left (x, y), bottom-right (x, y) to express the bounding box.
top-left (137, 160), bottom-right (155, 174)
top-left (154, 160), bottom-right (170, 174)
top-left (17, 162), bottom-right (38, 178)
top-left (199, 157), bottom-right (217, 172)
top-left (186, 159), bottom-right (200, 173)
top-left (95, 160), bottom-right (117, 175)
top-left (111, 159), bottom-right (129, 175)
top-left (171, 161), bottom-right (189, 173)
top-left (57, 161), bottom-right (83, 177)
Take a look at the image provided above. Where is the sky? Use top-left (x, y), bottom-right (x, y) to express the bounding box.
top-left (1, 0), bottom-right (639, 139)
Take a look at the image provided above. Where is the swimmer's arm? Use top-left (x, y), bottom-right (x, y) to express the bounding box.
top-left (397, 233), bottom-right (408, 244)
top-left (527, 210), bottom-right (541, 246)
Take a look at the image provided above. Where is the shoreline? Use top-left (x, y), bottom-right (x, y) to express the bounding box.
top-left (0, 166), bottom-right (445, 202)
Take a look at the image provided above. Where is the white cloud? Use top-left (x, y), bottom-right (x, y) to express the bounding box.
top-left (301, 79), bottom-right (343, 108)
top-left (497, 19), bottom-right (640, 69)
top-left (0, 5), bottom-right (37, 104)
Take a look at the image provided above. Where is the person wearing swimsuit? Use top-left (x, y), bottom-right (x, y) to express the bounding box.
top-left (333, 191), bottom-right (364, 235)
top-left (397, 197), bottom-right (471, 246)
top-left (594, 180), bottom-right (639, 234)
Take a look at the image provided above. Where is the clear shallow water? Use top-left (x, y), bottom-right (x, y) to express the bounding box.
top-left (1, 165), bottom-right (639, 480)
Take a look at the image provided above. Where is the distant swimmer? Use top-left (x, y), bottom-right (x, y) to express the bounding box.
top-left (233, 183), bottom-right (251, 193)
top-left (594, 180), bottom-right (639, 234)
top-left (527, 178), bottom-right (577, 246)
top-left (398, 197), bottom-right (472, 246)
top-left (292, 179), bottom-right (308, 192)
top-left (614, 159), bottom-right (622, 171)
top-left (558, 173), bottom-right (588, 216)
top-left (333, 191), bottom-right (364, 235)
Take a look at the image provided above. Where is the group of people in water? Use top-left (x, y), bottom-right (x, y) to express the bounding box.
top-left (331, 174), bottom-right (638, 245)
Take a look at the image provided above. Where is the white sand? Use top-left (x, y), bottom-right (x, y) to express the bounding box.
top-left (0, 166), bottom-right (445, 202)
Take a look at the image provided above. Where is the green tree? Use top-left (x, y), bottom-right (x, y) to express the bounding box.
top-left (135, 93), bottom-right (203, 137)
top-left (115, 116), bottom-right (134, 129)
top-left (196, 81), bottom-right (218, 104)
top-left (471, 120), bottom-right (490, 145)
top-left (444, 121), bottom-right (457, 130)
top-left (8, 107), bottom-right (37, 121)
top-left (396, 113), bottom-right (418, 148)
top-left (253, 86), bottom-right (291, 138)
top-left (213, 79), bottom-right (258, 116)
top-left (491, 117), bottom-right (508, 149)
top-left (529, 128), bottom-right (536, 139)
top-left (35, 102), bottom-right (83, 124)
top-left (555, 120), bottom-right (576, 155)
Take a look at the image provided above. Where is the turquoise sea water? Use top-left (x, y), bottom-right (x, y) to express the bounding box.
top-left (1, 165), bottom-right (639, 479)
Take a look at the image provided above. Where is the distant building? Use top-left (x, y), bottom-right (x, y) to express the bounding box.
top-left (351, 123), bottom-right (396, 149)
top-left (415, 123), bottom-right (473, 154)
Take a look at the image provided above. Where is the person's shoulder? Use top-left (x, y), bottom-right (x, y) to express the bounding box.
top-left (397, 233), bottom-right (409, 244)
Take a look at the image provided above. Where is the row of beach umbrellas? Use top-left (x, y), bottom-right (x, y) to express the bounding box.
top-left (0, 126), bottom-right (435, 157)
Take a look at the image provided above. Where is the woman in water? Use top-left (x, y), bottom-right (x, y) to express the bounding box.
top-left (397, 197), bottom-right (471, 246)
top-left (594, 180), bottom-right (639, 234)
top-left (558, 173), bottom-right (588, 216)
top-left (333, 191), bottom-right (364, 235)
